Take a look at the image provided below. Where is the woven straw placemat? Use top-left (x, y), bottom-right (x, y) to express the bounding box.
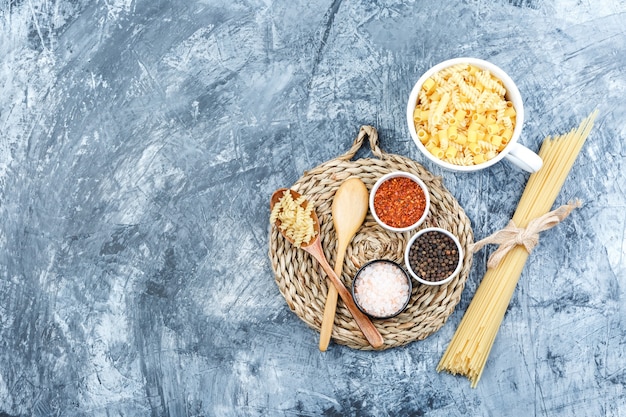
top-left (268, 126), bottom-right (474, 350)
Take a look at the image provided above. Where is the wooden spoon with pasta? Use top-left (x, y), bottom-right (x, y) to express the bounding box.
top-left (270, 188), bottom-right (384, 349)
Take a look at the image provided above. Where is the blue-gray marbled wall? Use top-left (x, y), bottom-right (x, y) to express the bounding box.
top-left (0, 0), bottom-right (624, 415)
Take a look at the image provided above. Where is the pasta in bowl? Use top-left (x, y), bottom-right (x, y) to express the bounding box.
top-left (406, 57), bottom-right (542, 173)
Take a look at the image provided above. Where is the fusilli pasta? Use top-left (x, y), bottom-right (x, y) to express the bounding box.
top-left (270, 190), bottom-right (318, 247)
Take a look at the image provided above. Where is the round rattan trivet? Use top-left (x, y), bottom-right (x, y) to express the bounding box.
top-left (268, 126), bottom-right (474, 350)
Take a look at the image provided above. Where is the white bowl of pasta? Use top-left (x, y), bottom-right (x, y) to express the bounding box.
top-left (406, 57), bottom-right (542, 173)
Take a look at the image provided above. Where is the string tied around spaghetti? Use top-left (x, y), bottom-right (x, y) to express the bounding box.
top-left (472, 200), bottom-right (582, 269)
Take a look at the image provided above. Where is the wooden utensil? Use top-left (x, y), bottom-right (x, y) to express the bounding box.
top-left (270, 188), bottom-right (384, 349)
top-left (318, 178), bottom-right (369, 351)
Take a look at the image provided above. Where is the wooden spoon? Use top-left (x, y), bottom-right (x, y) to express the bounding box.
top-left (270, 188), bottom-right (384, 349)
top-left (319, 178), bottom-right (370, 351)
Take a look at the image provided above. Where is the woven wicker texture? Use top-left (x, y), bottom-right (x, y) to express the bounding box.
top-left (268, 126), bottom-right (474, 350)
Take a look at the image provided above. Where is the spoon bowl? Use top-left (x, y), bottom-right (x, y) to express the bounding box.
top-left (270, 188), bottom-right (321, 247)
top-left (270, 188), bottom-right (384, 349)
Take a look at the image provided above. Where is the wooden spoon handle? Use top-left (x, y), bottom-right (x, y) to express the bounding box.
top-left (318, 252), bottom-right (343, 351)
top-left (306, 242), bottom-right (384, 349)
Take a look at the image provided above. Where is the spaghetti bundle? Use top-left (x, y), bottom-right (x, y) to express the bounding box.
top-left (437, 110), bottom-right (598, 387)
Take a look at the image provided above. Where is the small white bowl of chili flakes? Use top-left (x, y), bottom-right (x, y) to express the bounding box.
top-left (369, 171), bottom-right (430, 233)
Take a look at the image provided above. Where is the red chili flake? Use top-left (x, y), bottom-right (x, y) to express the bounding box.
top-left (374, 177), bottom-right (426, 228)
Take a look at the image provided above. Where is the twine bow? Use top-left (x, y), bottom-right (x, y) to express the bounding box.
top-left (472, 200), bottom-right (582, 269)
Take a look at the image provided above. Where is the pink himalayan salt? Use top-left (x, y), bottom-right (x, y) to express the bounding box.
top-left (353, 261), bottom-right (410, 318)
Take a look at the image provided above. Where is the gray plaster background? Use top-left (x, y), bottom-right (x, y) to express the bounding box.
top-left (1, 0), bottom-right (625, 416)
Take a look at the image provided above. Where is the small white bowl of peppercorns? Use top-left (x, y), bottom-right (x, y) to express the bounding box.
top-left (369, 171), bottom-right (430, 233)
top-left (404, 227), bottom-right (463, 286)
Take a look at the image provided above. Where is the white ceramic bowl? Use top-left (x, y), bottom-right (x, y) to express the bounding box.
top-left (404, 227), bottom-right (463, 286)
top-left (406, 57), bottom-right (542, 173)
top-left (369, 171), bottom-right (430, 233)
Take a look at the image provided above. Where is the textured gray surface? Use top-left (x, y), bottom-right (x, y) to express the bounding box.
top-left (1, 0), bottom-right (625, 416)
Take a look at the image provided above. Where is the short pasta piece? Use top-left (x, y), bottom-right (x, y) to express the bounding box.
top-left (445, 154), bottom-right (473, 166)
top-left (478, 140), bottom-right (498, 152)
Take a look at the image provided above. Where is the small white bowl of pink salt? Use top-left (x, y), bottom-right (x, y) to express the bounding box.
top-left (351, 260), bottom-right (412, 319)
